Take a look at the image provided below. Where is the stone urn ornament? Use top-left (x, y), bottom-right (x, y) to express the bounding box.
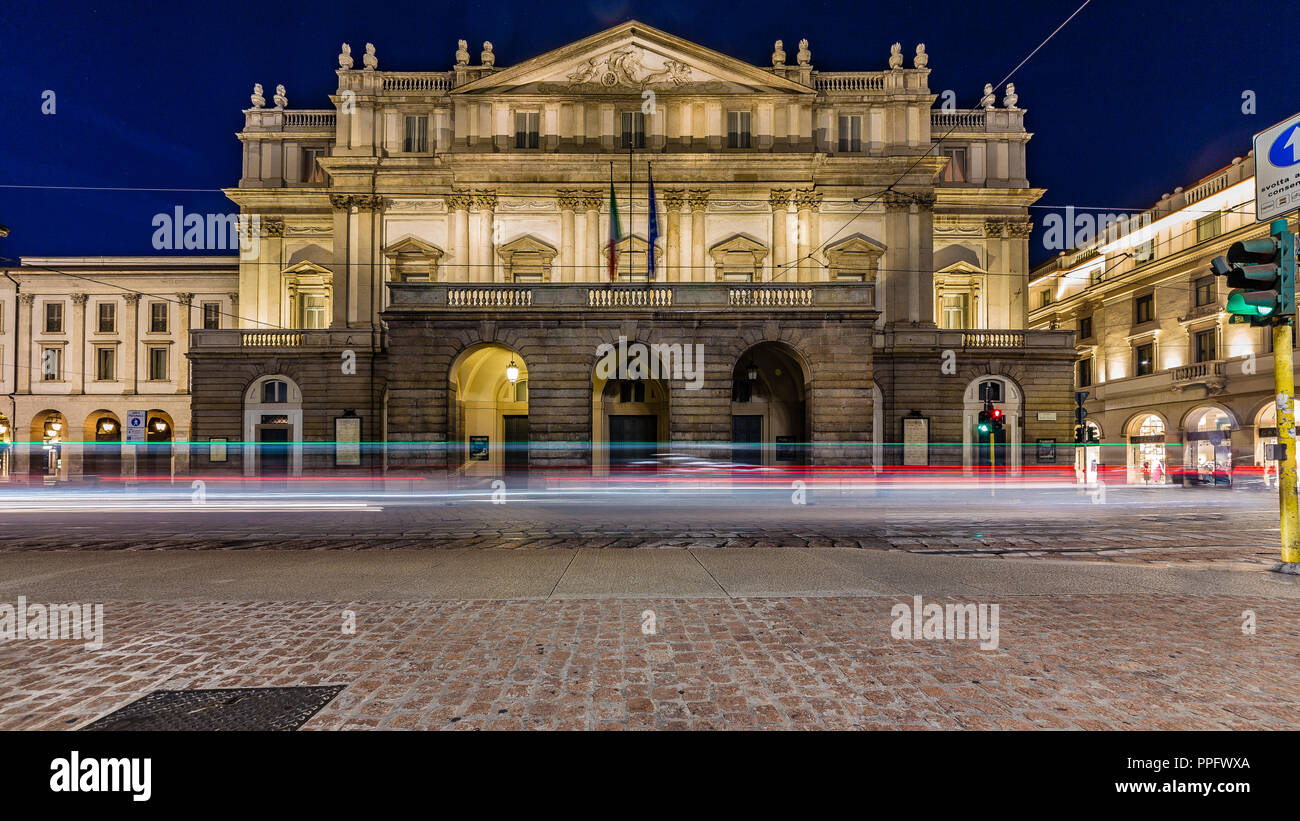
top-left (338, 43), bottom-right (353, 69)
top-left (772, 40), bottom-right (786, 67)
top-left (363, 43), bottom-right (378, 70)
top-left (914, 43), bottom-right (928, 69)
top-left (249, 83), bottom-right (265, 109)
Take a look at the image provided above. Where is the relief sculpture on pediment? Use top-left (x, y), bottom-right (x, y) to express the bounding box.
top-left (546, 46), bottom-right (699, 93)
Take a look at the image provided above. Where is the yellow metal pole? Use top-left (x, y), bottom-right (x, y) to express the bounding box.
top-left (989, 430), bottom-right (995, 497)
top-left (1273, 320), bottom-right (1300, 564)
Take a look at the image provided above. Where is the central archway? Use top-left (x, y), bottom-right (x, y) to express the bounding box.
top-left (731, 342), bottom-right (809, 467)
top-left (449, 343), bottom-right (529, 476)
top-left (591, 339), bottom-right (669, 475)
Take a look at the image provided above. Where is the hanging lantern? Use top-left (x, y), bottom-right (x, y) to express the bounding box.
top-left (505, 357), bottom-right (520, 384)
top-left (746, 361), bottom-right (758, 382)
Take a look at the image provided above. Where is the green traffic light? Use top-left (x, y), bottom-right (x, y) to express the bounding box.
top-left (1227, 290), bottom-right (1276, 316)
top-left (977, 423), bottom-right (991, 434)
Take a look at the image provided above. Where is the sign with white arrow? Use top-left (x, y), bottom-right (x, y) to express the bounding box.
top-left (1254, 111), bottom-right (1300, 222)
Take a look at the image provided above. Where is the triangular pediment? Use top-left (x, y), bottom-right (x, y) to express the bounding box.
top-left (454, 21), bottom-right (812, 97)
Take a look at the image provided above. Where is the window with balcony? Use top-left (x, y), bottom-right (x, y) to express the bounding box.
top-left (1196, 211), bottom-right (1222, 243)
top-left (149, 302), bottom-right (168, 333)
top-left (941, 147), bottom-right (967, 183)
top-left (300, 295), bottom-right (329, 329)
top-left (514, 112), bottom-right (539, 149)
top-left (404, 115), bottom-right (429, 152)
top-left (1134, 342), bottom-right (1155, 376)
top-left (202, 302), bottom-right (221, 330)
top-left (44, 302), bottom-right (63, 333)
top-left (620, 112), bottom-right (645, 149)
top-left (1077, 357), bottom-right (1092, 388)
top-left (1194, 329), bottom-right (1217, 363)
top-left (836, 115), bottom-right (862, 153)
top-left (97, 302), bottom-right (116, 333)
top-left (727, 111), bottom-right (752, 149)
top-left (940, 294), bottom-right (969, 329)
top-left (1134, 293), bottom-right (1154, 325)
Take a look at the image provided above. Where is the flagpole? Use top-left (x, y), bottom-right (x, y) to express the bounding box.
top-left (608, 161), bottom-right (614, 287)
top-left (628, 146), bottom-right (634, 282)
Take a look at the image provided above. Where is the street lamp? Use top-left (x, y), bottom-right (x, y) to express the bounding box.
top-left (152, 419), bottom-right (169, 433)
top-left (505, 357), bottom-right (520, 384)
top-left (746, 361), bottom-right (758, 382)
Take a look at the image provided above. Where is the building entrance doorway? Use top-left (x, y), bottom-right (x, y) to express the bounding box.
top-left (732, 415), bottom-right (762, 466)
top-left (609, 414), bottom-right (658, 470)
top-left (257, 425), bottom-right (291, 477)
top-left (503, 414), bottom-right (529, 474)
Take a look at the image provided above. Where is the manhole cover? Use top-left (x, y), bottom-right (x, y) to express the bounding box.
top-left (82, 686), bottom-right (345, 731)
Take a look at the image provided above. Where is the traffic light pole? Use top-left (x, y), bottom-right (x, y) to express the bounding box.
top-left (988, 431), bottom-right (995, 498)
top-left (1274, 320), bottom-right (1300, 566)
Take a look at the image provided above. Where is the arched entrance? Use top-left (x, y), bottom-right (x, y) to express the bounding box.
top-left (731, 342), bottom-right (808, 467)
top-left (1253, 402), bottom-right (1293, 486)
top-left (449, 344), bottom-right (529, 476)
top-left (962, 376), bottom-right (1022, 473)
top-left (1125, 413), bottom-right (1167, 484)
top-left (83, 410), bottom-right (123, 478)
top-left (243, 375), bottom-right (303, 477)
top-left (140, 411), bottom-right (175, 480)
top-left (592, 339), bottom-right (667, 474)
top-left (30, 410), bottom-right (67, 478)
top-left (1184, 406), bottom-right (1234, 484)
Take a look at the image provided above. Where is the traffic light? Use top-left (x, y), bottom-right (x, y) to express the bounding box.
top-left (977, 408), bottom-right (992, 435)
top-left (1074, 390), bottom-right (1092, 444)
top-left (989, 407), bottom-right (1005, 437)
top-left (1212, 218), bottom-right (1297, 326)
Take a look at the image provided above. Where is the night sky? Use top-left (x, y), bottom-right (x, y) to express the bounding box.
top-left (0, 0), bottom-right (1292, 265)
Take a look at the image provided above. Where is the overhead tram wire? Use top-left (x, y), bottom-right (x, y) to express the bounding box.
top-left (767, 0), bottom-right (1096, 282)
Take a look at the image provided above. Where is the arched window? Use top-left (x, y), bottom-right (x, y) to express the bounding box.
top-left (262, 379), bottom-right (289, 403)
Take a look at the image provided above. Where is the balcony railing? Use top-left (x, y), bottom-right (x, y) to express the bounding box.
top-left (814, 72), bottom-right (886, 92)
top-left (190, 329), bottom-right (382, 349)
top-left (388, 282), bottom-right (874, 311)
top-left (282, 111), bottom-right (336, 129)
top-left (1172, 359), bottom-right (1225, 385)
top-left (931, 110), bottom-right (986, 130)
top-left (381, 72), bottom-right (453, 93)
top-left (962, 332), bottom-right (1026, 348)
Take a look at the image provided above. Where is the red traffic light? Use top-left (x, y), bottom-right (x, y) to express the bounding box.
top-left (990, 408), bottom-right (1004, 421)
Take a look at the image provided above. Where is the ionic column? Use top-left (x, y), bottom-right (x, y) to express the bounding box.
top-left (1006, 220), bottom-right (1034, 327)
top-left (176, 293), bottom-right (193, 394)
top-left (70, 293), bottom-right (87, 393)
top-left (16, 294), bottom-right (33, 393)
top-left (582, 190), bottom-right (602, 281)
top-left (687, 189), bottom-right (710, 283)
top-left (663, 190), bottom-right (685, 281)
top-left (123, 293), bottom-right (140, 393)
top-left (557, 190), bottom-right (580, 282)
top-left (447, 192), bottom-right (472, 282)
top-left (769, 189), bottom-right (792, 281)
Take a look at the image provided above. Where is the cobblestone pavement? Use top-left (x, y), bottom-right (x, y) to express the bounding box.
top-left (2, 594), bottom-right (1296, 730)
top-left (0, 490), bottom-right (1283, 568)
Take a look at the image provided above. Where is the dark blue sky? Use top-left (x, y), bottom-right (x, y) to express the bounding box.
top-left (0, 0), bottom-right (1292, 265)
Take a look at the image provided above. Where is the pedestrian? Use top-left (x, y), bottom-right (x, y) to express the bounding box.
top-left (1141, 461), bottom-right (1151, 484)
top-left (1153, 460), bottom-right (1164, 484)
